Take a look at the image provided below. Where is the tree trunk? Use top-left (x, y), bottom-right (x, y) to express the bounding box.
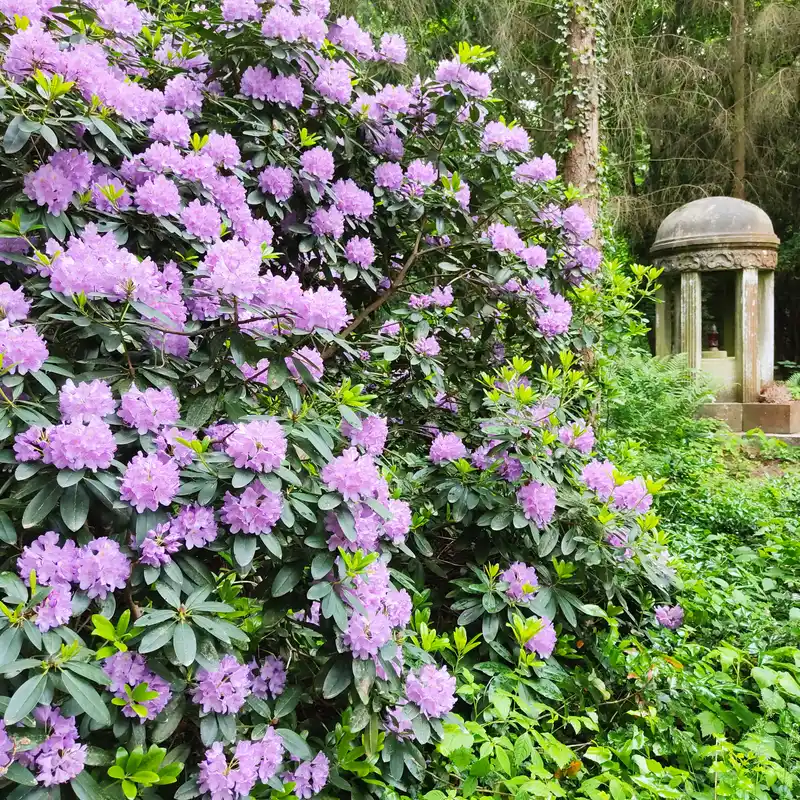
top-left (562, 0), bottom-right (601, 223)
top-left (731, 0), bottom-right (747, 199)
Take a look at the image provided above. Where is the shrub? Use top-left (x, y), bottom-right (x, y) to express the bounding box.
top-left (0, 3), bottom-right (670, 799)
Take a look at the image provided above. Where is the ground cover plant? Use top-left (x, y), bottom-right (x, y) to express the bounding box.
top-left (0, 1), bottom-right (790, 799)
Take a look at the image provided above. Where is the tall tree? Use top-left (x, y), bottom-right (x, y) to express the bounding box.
top-left (562, 0), bottom-right (602, 221)
top-left (731, 0), bottom-right (747, 199)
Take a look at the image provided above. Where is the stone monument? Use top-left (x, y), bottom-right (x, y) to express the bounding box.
top-left (650, 196), bottom-right (780, 431)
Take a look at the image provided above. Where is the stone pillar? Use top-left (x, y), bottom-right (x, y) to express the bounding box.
top-left (736, 267), bottom-right (760, 402)
top-left (655, 284), bottom-right (672, 356)
top-left (680, 271), bottom-right (702, 369)
top-left (759, 271), bottom-right (775, 387)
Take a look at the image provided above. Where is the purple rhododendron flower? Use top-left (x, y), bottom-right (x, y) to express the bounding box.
top-left (0, 323), bottom-right (48, 374)
top-left (414, 335), bottom-right (440, 357)
top-left (286, 346), bottom-right (324, 382)
top-left (322, 447), bottom-right (382, 501)
top-left (517, 481), bottom-right (556, 528)
top-left (524, 616), bottom-right (557, 658)
top-left (34, 584), bottom-right (72, 632)
top-left (139, 522), bottom-right (184, 567)
top-left (655, 604), bottom-right (684, 629)
top-left (611, 477), bottom-right (653, 514)
top-left (405, 664), bottom-right (456, 718)
top-left (119, 385), bottom-right (180, 434)
top-left (558, 422), bottom-right (595, 454)
top-left (501, 562), bottom-right (538, 602)
top-left (581, 459), bottom-right (616, 500)
top-left (514, 154), bottom-right (557, 183)
top-left (192, 655), bottom-right (253, 714)
top-left (77, 537), bottom-right (131, 599)
top-left (300, 146), bottom-right (335, 182)
top-left (341, 415), bottom-right (388, 455)
top-left (224, 419), bottom-right (287, 472)
top-left (379, 32), bottom-right (407, 63)
top-left (375, 162), bottom-right (404, 190)
top-left (171, 504), bottom-right (219, 549)
top-left (58, 378), bottom-right (116, 422)
top-left (0, 720), bottom-right (12, 768)
top-left (290, 752), bottom-right (329, 798)
top-left (18, 706), bottom-right (86, 786)
top-left (259, 165), bottom-right (294, 201)
top-left (251, 656), bottom-right (287, 699)
top-left (221, 484), bottom-right (283, 534)
top-left (429, 433), bottom-right (468, 464)
top-left (17, 531), bottom-right (79, 587)
top-left (104, 652), bottom-right (172, 721)
top-left (120, 452), bottom-right (181, 512)
top-left (0, 282), bottom-right (30, 322)
top-left (42, 418), bottom-right (116, 471)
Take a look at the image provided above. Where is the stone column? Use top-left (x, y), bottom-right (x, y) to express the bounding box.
top-left (655, 283), bottom-right (672, 356)
top-left (759, 271), bottom-right (775, 387)
top-left (736, 267), bottom-right (760, 402)
top-left (680, 271), bottom-right (702, 369)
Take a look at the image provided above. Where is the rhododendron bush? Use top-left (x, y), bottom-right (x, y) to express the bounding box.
top-left (0, 2), bottom-right (672, 798)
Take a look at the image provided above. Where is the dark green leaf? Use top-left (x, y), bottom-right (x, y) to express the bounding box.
top-left (22, 485), bottom-right (63, 529)
top-left (233, 535), bottom-right (257, 568)
top-left (0, 511), bottom-right (17, 544)
top-left (60, 483), bottom-right (89, 532)
top-left (322, 659), bottom-right (351, 699)
top-left (276, 728), bottom-right (312, 759)
top-left (173, 623), bottom-right (197, 666)
top-left (271, 564), bottom-right (302, 597)
top-left (62, 670), bottom-right (110, 725)
top-left (5, 672), bottom-right (48, 725)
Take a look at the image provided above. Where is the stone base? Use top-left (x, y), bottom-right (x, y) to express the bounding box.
top-left (742, 401), bottom-right (800, 434)
top-left (700, 403), bottom-right (744, 431)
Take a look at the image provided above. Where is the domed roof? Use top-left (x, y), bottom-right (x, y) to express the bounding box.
top-left (651, 196), bottom-right (779, 255)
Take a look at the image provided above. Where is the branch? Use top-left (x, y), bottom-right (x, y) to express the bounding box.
top-left (321, 224), bottom-right (426, 360)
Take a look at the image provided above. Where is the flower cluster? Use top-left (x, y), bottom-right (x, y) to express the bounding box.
top-left (501, 562), bottom-right (539, 602)
top-left (17, 532), bottom-right (131, 629)
top-left (103, 652), bottom-right (172, 721)
top-left (17, 706), bottom-right (87, 786)
top-left (405, 664), bottom-right (457, 719)
top-left (198, 730), bottom-right (285, 800)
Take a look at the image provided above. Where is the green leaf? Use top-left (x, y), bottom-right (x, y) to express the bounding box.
top-left (322, 659), bottom-right (351, 699)
top-left (172, 623), bottom-right (197, 667)
top-left (5, 761), bottom-right (38, 786)
top-left (352, 658), bottom-right (375, 704)
top-left (0, 511), bottom-right (16, 544)
top-left (138, 622), bottom-right (176, 654)
top-left (4, 115), bottom-right (37, 154)
top-left (273, 686), bottom-right (301, 718)
top-left (311, 553), bottom-right (334, 579)
top-left (0, 627), bottom-right (23, 665)
top-left (272, 564), bottom-right (302, 597)
top-left (57, 469), bottom-right (85, 488)
top-left (72, 769), bottom-right (110, 800)
top-left (233, 535), bottom-right (257, 568)
top-left (318, 493), bottom-right (341, 511)
top-left (63, 660), bottom-right (112, 685)
top-left (5, 672), bottom-right (48, 725)
top-left (191, 615), bottom-right (250, 646)
top-left (184, 394), bottom-right (217, 428)
top-left (22, 484), bottom-right (63, 529)
top-left (91, 116), bottom-right (132, 157)
top-left (62, 669), bottom-right (111, 725)
top-left (338, 405), bottom-right (362, 428)
top-left (60, 483), bottom-right (90, 532)
top-left (276, 728), bottom-right (312, 760)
